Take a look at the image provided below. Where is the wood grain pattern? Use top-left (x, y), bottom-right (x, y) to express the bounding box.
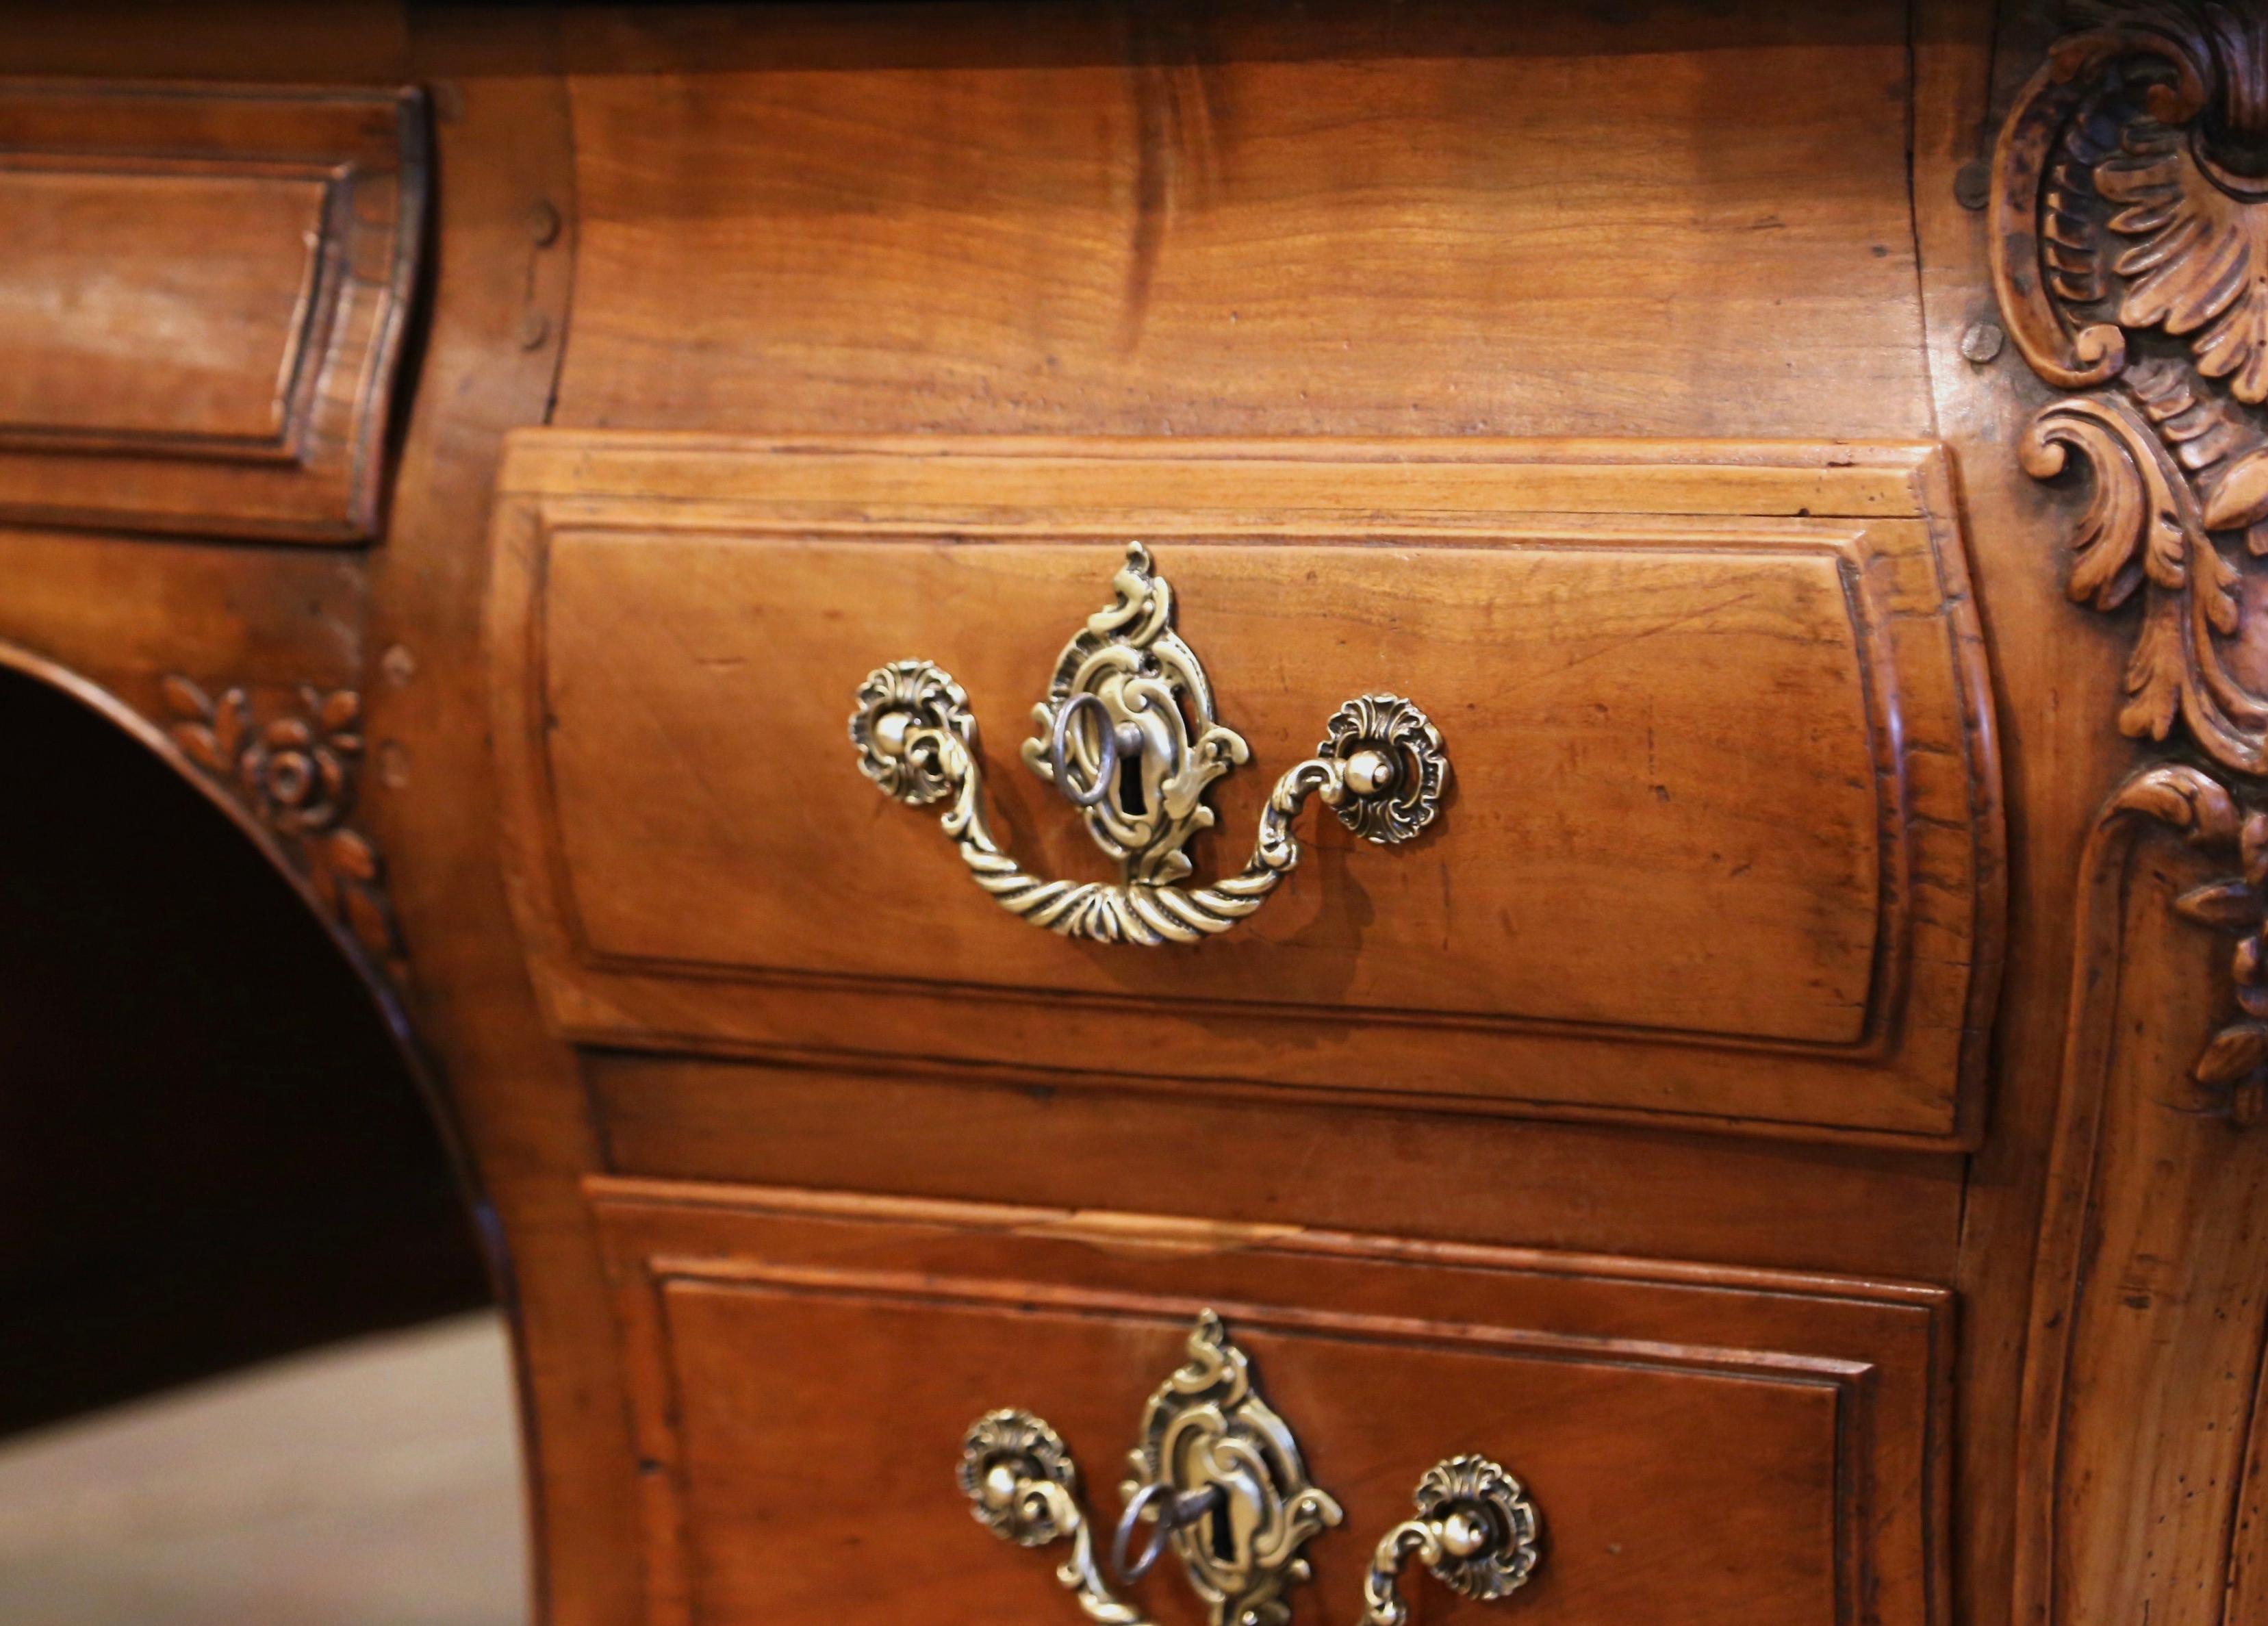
top-left (0, 164), bottom-right (329, 442)
top-left (1907, 10), bottom-right (2128, 1626)
top-left (589, 1178), bottom-right (1952, 1626)
top-left (0, 526), bottom-right (360, 689)
top-left (0, 81), bottom-right (426, 542)
top-left (556, 0), bottom-right (1933, 444)
top-left (587, 1052), bottom-right (1968, 1282)
top-left (488, 433), bottom-right (2002, 1143)
top-left (357, 25), bottom-right (643, 1625)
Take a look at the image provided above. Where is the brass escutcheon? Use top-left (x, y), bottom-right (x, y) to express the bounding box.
top-left (852, 543), bottom-right (1449, 945)
top-left (958, 1313), bottom-right (1339, 1626)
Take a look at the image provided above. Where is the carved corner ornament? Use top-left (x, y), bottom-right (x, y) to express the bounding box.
top-left (2104, 763), bottom-right (2268, 1123)
top-left (1993, 1), bottom-right (2268, 1119)
top-left (159, 676), bottom-right (405, 981)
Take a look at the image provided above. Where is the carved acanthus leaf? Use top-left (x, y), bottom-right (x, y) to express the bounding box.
top-left (2124, 357), bottom-right (2268, 535)
top-left (2019, 394), bottom-right (2268, 767)
top-left (1997, 9), bottom-right (2268, 1132)
top-left (2107, 762), bottom-right (2267, 1121)
top-left (2100, 122), bottom-right (2268, 402)
top-left (1995, 1), bottom-right (2268, 776)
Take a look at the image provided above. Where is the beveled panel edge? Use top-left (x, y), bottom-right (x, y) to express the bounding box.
top-left (502, 516), bottom-right (1968, 1136)
top-left (1908, 448), bottom-right (2007, 1151)
top-left (0, 79), bottom-right (429, 543)
top-left (581, 1047), bottom-right (1970, 1282)
top-left (2015, 772), bottom-right (2268, 1626)
top-left (584, 1172), bottom-right (1957, 1308)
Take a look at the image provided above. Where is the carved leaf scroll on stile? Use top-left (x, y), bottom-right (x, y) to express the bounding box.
top-left (1995, 1), bottom-right (2268, 1116)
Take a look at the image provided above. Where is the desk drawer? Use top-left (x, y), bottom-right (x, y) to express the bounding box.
top-left (0, 81), bottom-right (425, 542)
top-left (487, 433), bottom-right (2001, 1143)
top-left (589, 1180), bottom-right (1950, 1626)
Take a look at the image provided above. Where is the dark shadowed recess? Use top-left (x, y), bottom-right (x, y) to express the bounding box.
top-left (0, 667), bottom-right (490, 1436)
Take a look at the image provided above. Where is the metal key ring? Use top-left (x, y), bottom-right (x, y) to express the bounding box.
top-left (1049, 691), bottom-right (1119, 809)
top-left (1110, 1481), bottom-right (1224, 1584)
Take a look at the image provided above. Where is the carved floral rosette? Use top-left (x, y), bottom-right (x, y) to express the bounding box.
top-left (1995, 1), bottom-right (2268, 1116)
top-left (160, 676), bottom-right (404, 979)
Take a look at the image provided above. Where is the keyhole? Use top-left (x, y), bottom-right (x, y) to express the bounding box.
top-left (1117, 750), bottom-right (1147, 817)
top-left (1208, 1503), bottom-right (1236, 1563)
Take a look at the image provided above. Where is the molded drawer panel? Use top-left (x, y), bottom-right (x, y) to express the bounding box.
top-left (0, 81), bottom-right (426, 542)
top-left (589, 1180), bottom-right (1950, 1626)
top-left (487, 433), bottom-right (2002, 1142)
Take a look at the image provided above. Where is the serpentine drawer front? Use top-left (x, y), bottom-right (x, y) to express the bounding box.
top-left (486, 432), bottom-right (2002, 1143)
top-left (587, 1180), bottom-right (1950, 1626)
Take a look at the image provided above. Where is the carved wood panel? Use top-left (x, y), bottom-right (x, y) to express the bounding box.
top-left (1992, 8), bottom-right (2268, 1622)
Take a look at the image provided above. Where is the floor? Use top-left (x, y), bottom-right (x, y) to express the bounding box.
top-left (0, 1311), bottom-right (528, 1625)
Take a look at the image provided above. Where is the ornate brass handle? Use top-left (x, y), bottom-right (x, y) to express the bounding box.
top-left (852, 544), bottom-right (1449, 945)
top-left (1360, 1456), bottom-right (1543, 1626)
top-left (959, 1410), bottom-right (1153, 1626)
top-left (959, 1318), bottom-right (1542, 1626)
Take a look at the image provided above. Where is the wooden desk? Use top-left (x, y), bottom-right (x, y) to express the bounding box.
top-left (1, 5), bottom-right (2259, 1624)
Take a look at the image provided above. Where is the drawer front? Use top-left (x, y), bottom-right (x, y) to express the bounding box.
top-left (0, 81), bottom-right (425, 542)
top-left (590, 1180), bottom-right (1950, 1626)
top-left (487, 433), bottom-right (2002, 1142)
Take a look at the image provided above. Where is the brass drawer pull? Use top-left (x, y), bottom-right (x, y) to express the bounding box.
top-left (960, 1312), bottom-right (1340, 1626)
top-left (960, 1315), bottom-right (1545, 1625)
top-left (853, 544), bottom-right (1449, 945)
top-left (1361, 1456), bottom-right (1544, 1626)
